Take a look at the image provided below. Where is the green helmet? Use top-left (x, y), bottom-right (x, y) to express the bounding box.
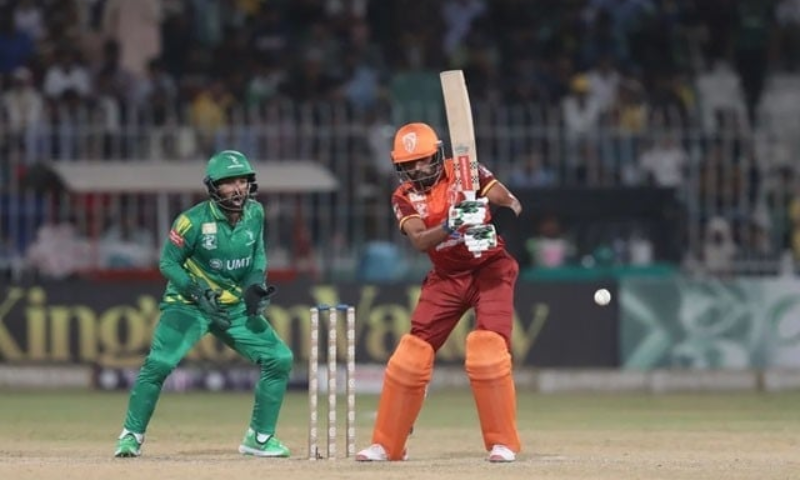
top-left (203, 150), bottom-right (258, 212)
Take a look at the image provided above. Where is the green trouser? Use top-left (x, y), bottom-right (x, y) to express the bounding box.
top-left (122, 304), bottom-right (293, 436)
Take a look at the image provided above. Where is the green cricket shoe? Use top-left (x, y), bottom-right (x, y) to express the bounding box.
top-left (114, 430), bottom-right (143, 458)
top-left (238, 428), bottom-right (290, 457)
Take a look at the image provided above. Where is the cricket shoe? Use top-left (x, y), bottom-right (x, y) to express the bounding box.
top-left (355, 443), bottom-right (408, 462)
top-left (238, 428), bottom-right (290, 457)
top-left (487, 444), bottom-right (516, 463)
top-left (114, 429), bottom-right (143, 458)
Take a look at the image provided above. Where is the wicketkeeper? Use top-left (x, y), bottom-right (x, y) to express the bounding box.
top-left (114, 150), bottom-right (294, 458)
top-left (356, 123), bottom-right (524, 463)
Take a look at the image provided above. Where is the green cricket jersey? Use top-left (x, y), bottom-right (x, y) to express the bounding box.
top-left (160, 199), bottom-right (267, 308)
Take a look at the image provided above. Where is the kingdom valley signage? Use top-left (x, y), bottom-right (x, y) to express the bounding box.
top-left (0, 280), bottom-right (618, 367)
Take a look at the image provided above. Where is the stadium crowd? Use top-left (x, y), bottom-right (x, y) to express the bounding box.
top-left (2, 0), bottom-right (800, 279)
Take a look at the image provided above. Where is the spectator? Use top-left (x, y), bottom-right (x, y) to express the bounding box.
top-left (93, 39), bottom-right (137, 105)
top-left (733, 0), bottom-right (773, 127)
top-left (637, 133), bottom-right (688, 188)
top-left (134, 58), bottom-right (178, 116)
top-left (695, 59), bottom-right (748, 133)
top-left (245, 58), bottom-right (285, 107)
top-left (13, 0), bottom-right (45, 42)
top-left (611, 77), bottom-right (648, 135)
top-left (26, 219), bottom-right (92, 280)
top-left (526, 213), bottom-right (572, 268)
top-left (0, 8), bottom-right (34, 75)
top-left (702, 216), bottom-right (737, 276)
top-left (0, 227), bottom-right (25, 281)
top-left (340, 49), bottom-right (383, 112)
top-left (586, 55), bottom-right (621, 113)
top-left (507, 150), bottom-right (557, 188)
top-left (441, 0), bottom-right (487, 59)
top-left (43, 48), bottom-right (92, 100)
top-left (249, 5), bottom-right (290, 60)
top-left (775, 0), bottom-right (800, 71)
top-left (90, 71), bottom-right (123, 158)
top-left (562, 74), bottom-right (602, 139)
top-left (100, 215), bottom-right (157, 268)
top-left (101, 0), bottom-right (162, 78)
top-left (1, 66), bottom-right (43, 163)
top-left (190, 81), bottom-right (233, 155)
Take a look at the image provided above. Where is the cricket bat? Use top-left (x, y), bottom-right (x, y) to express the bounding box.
top-left (440, 70), bottom-right (479, 202)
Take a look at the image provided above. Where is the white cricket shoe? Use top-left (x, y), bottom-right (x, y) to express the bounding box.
top-left (355, 444), bottom-right (408, 461)
top-left (487, 444), bottom-right (516, 463)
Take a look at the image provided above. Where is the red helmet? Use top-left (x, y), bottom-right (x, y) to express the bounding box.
top-left (391, 123), bottom-right (445, 191)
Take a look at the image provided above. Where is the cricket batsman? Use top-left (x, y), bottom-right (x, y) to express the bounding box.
top-left (356, 123), bottom-right (523, 463)
top-left (114, 150), bottom-right (293, 458)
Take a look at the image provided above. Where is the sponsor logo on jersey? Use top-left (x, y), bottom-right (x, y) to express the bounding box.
top-left (209, 259), bottom-right (223, 270)
top-left (202, 222), bottom-right (217, 234)
top-left (169, 229), bottom-right (184, 247)
top-left (226, 256), bottom-right (252, 270)
top-left (201, 234), bottom-right (217, 250)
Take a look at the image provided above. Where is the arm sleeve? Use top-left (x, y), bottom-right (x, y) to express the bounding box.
top-left (477, 163), bottom-right (499, 196)
top-left (392, 192), bottom-right (421, 233)
top-left (242, 204), bottom-right (267, 287)
top-left (159, 213), bottom-right (197, 294)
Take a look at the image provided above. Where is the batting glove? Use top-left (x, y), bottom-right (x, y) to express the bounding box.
top-left (447, 197), bottom-right (489, 231)
top-left (464, 224), bottom-right (497, 256)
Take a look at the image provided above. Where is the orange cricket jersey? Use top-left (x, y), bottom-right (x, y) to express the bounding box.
top-left (391, 158), bottom-right (506, 273)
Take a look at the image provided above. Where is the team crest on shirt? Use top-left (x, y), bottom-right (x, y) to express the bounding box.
top-left (202, 222), bottom-right (217, 234)
top-left (201, 234), bottom-right (217, 250)
top-left (244, 230), bottom-right (256, 246)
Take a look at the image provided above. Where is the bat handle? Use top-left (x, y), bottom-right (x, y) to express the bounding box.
top-left (463, 191), bottom-right (476, 202)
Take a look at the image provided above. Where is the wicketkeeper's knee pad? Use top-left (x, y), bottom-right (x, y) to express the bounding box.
top-left (259, 342), bottom-right (294, 377)
top-left (373, 334), bottom-right (434, 460)
top-left (465, 330), bottom-right (521, 452)
top-left (140, 355), bottom-right (177, 383)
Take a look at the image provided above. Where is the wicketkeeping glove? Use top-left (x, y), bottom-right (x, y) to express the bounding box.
top-left (464, 224), bottom-right (497, 257)
top-left (244, 284), bottom-right (277, 317)
top-left (447, 197), bottom-right (489, 231)
top-left (186, 283), bottom-right (231, 330)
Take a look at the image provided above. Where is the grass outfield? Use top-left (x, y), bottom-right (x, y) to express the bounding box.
top-left (0, 389), bottom-right (799, 479)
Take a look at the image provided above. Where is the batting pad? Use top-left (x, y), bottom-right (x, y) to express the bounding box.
top-left (373, 334), bottom-right (434, 460)
top-left (465, 330), bottom-right (521, 452)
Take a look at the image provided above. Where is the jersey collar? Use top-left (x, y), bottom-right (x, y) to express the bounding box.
top-left (208, 200), bottom-right (227, 221)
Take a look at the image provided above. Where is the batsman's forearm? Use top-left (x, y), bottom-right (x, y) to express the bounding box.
top-left (408, 224), bottom-right (453, 251)
top-left (486, 182), bottom-right (522, 216)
